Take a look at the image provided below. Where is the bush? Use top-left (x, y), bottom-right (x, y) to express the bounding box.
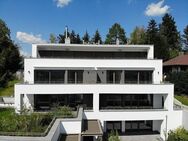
top-left (51, 106), bottom-right (73, 117)
top-left (108, 130), bottom-right (120, 141)
top-left (167, 127), bottom-right (188, 141)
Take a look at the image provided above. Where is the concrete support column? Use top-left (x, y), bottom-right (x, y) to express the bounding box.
top-left (121, 121), bottom-right (125, 133)
top-left (103, 121), bottom-right (107, 132)
top-left (120, 70), bottom-right (125, 84)
top-left (64, 70), bottom-right (68, 84)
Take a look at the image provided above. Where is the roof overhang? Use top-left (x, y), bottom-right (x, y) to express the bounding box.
top-left (35, 44), bottom-right (151, 52)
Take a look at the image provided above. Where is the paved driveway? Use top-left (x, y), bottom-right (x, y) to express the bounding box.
top-left (120, 135), bottom-right (162, 141)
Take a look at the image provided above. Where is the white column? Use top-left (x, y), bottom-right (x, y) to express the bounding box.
top-left (122, 121), bottom-right (125, 133)
top-left (93, 92), bottom-right (99, 112)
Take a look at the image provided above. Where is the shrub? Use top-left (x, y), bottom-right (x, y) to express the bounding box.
top-left (108, 130), bottom-right (120, 141)
top-left (167, 127), bottom-right (188, 141)
top-left (51, 106), bottom-right (73, 117)
top-left (166, 71), bottom-right (188, 95)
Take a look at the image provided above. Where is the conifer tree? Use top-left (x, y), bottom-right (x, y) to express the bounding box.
top-left (105, 23), bottom-right (127, 44)
top-left (92, 30), bottom-right (102, 44)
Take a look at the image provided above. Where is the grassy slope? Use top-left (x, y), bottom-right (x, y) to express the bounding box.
top-left (175, 95), bottom-right (188, 106)
top-left (0, 108), bottom-right (14, 117)
top-left (0, 79), bottom-right (20, 97)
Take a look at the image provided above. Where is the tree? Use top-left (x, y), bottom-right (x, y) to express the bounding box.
top-left (70, 30), bottom-right (77, 44)
top-left (182, 25), bottom-right (188, 51)
top-left (92, 30), bottom-right (102, 44)
top-left (130, 26), bottom-right (146, 44)
top-left (82, 31), bottom-right (90, 44)
top-left (0, 19), bottom-right (22, 87)
top-left (57, 31), bottom-right (70, 43)
top-left (166, 71), bottom-right (188, 95)
top-left (76, 34), bottom-right (82, 44)
top-left (159, 13), bottom-right (181, 58)
top-left (49, 33), bottom-right (57, 43)
top-left (145, 19), bottom-right (169, 60)
top-left (105, 23), bottom-right (127, 44)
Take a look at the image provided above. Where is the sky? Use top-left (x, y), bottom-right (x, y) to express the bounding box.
top-left (0, 0), bottom-right (188, 56)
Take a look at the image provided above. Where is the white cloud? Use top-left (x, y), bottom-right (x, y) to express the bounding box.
top-left (16, 31), bottom-right (46, 44)
top-left (55, 0), bottom-right (72, 8)
top-left (145, 0), bottom-right (170, 16)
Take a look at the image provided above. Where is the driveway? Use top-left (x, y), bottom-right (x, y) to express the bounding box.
top-left (120, 135), bottom-right (162, 141)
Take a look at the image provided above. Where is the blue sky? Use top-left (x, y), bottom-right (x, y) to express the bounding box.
top-left (0, 0), bottom-right (188, 56)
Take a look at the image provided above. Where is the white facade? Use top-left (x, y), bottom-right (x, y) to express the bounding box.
top-left (15, 43), bottom-right (183, 140)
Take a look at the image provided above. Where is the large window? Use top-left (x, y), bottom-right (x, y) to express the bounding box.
top-left (125, 70), bottom-right (152, 84)
top-left (107, 70), bottom-right (122, 84)
top-left (68, 70), bottom-right (83, 83)
top-left (38, 50), bottom-right (147, 59)
top-left (34, 70), bottom-right (50, 83)
top-left (50, 70), bottom-right (65, 83)
top-left (34, 94), bottom-right (93, 111)
top-left (106, 121), bottom-right (122, 133)
top-left (34, 70), bottom-right (65, 84)
top-left (125, 121), bottom-right (152, 132)
top-left (100, 94), bottom-right (153, 110)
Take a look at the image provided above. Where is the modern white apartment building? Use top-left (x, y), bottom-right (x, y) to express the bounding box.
top-left (14, 42), bottom-right (183, 140)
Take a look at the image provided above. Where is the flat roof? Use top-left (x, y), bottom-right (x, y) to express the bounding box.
top-left (82, 120), bottom-right (103, 136)
top-left (34, 44), bottom-right (153, 52)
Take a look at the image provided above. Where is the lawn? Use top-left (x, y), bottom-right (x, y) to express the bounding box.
top-left (175, 95), bottom-right (188, 106)
top-left (0, 79), bottom-right (20, 97)
top-left (0, 106), bottom-right (74, 136)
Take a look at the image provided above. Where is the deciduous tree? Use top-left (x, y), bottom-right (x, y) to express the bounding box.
top-left (0, 19), bottom-right (22, 87)
top-left (130, 26), bottom-right (146, 44)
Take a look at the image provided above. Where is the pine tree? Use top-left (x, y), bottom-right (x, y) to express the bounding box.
top-left (76, 34), bottom-right (82, 44)
top-left (105, 23), bottom-right (127, 44)
top-left (82, 31), bottom-right (90, 44)
top-left (92, 30), bottom-right (102, 44)
top-left (146, 19), bottom-right (169, 60)
top-left (57, 31), bottom-right (70, 43)
top-left (159, 13), bottom-right (181, 58)
top-left (70, 30), bottom-right (77, 44)
top-left (182, 25), bottom-right (188, 51)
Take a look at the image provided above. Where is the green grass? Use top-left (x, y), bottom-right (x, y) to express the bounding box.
top-left (175, 95), bottom-right (188, 106)
top-left (0, 79), bottom-right (20, 96)
top-left (0, 107), bottom-right (74, 136)
top-left (0, 108), bottom-right (14, 117)
top-left (0, 108), bottom-right (53, 134)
